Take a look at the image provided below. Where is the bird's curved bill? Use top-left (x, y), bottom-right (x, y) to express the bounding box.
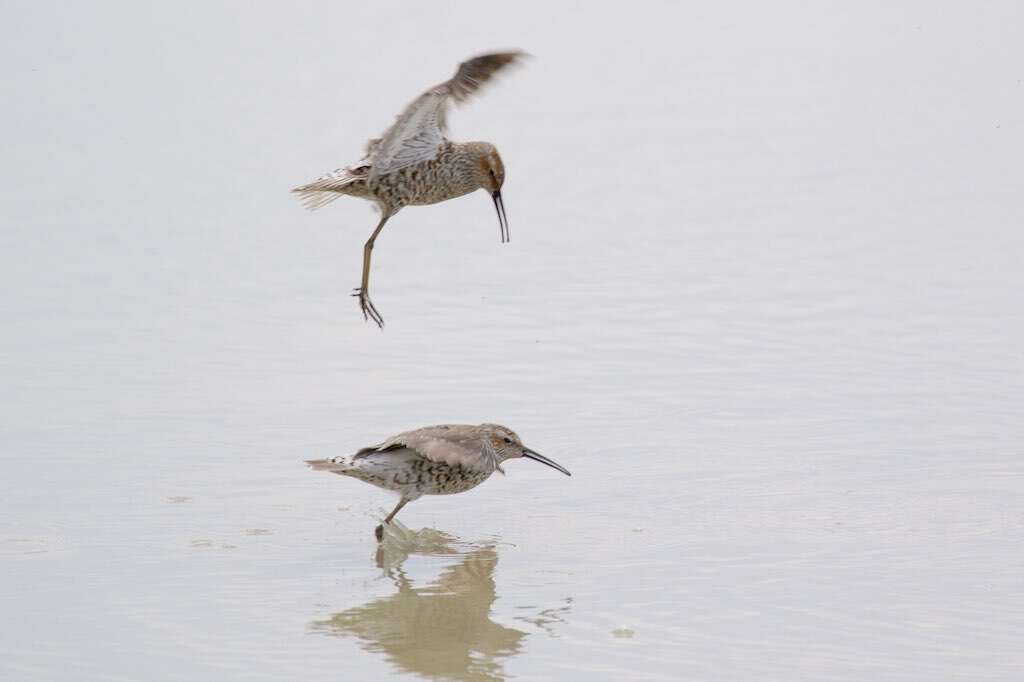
top-left (492, 191), bottom-right (509, 243)
top-left (522, 447), bottom-right (571, 476)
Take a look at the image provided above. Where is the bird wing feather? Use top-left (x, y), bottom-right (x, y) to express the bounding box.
top-left (367, 51), bottom-right (525, 181)
top-left (356, 425), bottom-right (498, 473)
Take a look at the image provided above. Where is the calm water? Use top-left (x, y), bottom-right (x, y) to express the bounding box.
top-left (2, 2), bottom-right (1023, 680)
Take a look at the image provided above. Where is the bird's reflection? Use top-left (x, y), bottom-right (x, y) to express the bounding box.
top-left (311, 522), bottom-right (528, 681)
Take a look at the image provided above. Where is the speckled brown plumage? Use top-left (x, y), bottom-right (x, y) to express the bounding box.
top-left (306, 423), bottom-right (570, 540)
top-left (296, 142), bottom-right (494, 214)
top-left (291, 52), bottom-right (525, 327)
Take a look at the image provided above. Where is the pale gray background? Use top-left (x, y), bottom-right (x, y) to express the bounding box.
top-left (2, 1), bottom-right (1023, 680)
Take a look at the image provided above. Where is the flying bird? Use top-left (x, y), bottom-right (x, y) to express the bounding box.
top-left (292, 51), bottom-right (526, 327)
top-left (307, 423), bottom-right (570, 541)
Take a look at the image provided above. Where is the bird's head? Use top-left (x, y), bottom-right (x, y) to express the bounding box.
top-left (475, 145), bottom-right (509, 243)
top-left (482, 424), bottom-right (571, 476)
top-left (479, 146), bottom-right (506, 193)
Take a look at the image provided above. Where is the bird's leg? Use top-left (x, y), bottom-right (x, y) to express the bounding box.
top-left (375, 497), bottom-right (409, 542)
top-left (352, 214), bottom-right (390, 328)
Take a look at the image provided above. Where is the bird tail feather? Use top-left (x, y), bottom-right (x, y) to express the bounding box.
top-left (291, 166), bottom-right (365, 210)
top-left (306, 456), bottom-right (352, 472)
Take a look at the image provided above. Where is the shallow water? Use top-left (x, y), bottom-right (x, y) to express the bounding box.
top-left (3, 2), bottom-right (1023, 680)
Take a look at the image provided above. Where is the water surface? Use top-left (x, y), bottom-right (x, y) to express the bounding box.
top-left (2, 2), bottom-right (1023, 680)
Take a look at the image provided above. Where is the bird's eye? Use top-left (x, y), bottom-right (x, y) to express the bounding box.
top-left (503, 437), bottom-right (512, 444)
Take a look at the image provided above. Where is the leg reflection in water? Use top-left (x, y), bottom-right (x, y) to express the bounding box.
top-left (311, 521), bottom-right (562, 682)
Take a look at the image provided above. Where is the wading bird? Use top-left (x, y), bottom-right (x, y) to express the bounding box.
top-left (292, 52), bottom-right (526, 327)
top-left (307, 423), bottom-right (571, 540)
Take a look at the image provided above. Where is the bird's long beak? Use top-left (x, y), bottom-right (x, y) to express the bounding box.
top-left (522, 447), bottom-right (571, 476)
top-left (492, 190), bottom-right (509, 243)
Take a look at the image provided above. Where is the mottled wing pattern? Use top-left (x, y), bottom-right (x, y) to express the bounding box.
top-left (367, 51), bottom-right (525, 181)
top-left (355, 425), bottom-right (498, 473)
top-left (366, 92), bottom-right (446, 181)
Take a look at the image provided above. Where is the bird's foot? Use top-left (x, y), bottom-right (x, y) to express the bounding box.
top-left (351, 288), bottom-right (384, 328)
top-left (374, 524), bottom-right (385, 542)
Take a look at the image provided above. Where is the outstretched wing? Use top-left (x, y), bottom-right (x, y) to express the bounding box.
top-left (355, 424), bottom-right (498, 473)
top-left (367, 51), bottom-right (525, 181)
